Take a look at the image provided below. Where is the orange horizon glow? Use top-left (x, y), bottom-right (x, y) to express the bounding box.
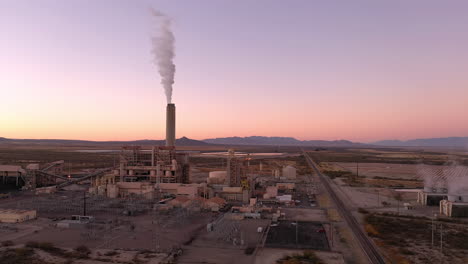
top-left (1, 1), bottom-right (468, 143)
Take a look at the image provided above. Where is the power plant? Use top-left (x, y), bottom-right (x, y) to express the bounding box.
top-left (88, 103), bottom-right (193, 198)
top-left (2, 4), bottom-right (468, 264)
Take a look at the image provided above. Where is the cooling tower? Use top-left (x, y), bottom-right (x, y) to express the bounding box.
top-left (166, 103), bottom-right (176, 146)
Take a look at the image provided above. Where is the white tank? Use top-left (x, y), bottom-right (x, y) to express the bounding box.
top-left (282, 166), bottom-right (297, 179)
top-left (447, 194), bottom-right (459, 202)
top-left (209, 171), bottom-right (227, 180)
top-left (461, 196), bottom-right (468, 203)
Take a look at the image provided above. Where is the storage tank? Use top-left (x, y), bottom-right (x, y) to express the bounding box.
top-left (423, 186), bottom-right (433, 193)
top-left (282, 166), bottom-right (297, 179)
top-left (209, 171), bottom-right (227, 180)
top-left (107, 184), bottom-right (119, 198)
top-left (447, 194), bottom-right (459, 202)
top-left (208, 171), bottom-right (227, 184)
top-left (461, 195), bottom-right (468, 203)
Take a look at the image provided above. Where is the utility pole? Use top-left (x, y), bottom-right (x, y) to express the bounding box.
top-left (440, 223), bottom-right (443, 254)
top-left (377, 189), bottom-right (380, 207)
top-left (83, 191), bottom-right (87, 216)
top-left (431, 212), bottom-right (434, 247)
top-left (356, 160), bottom-right (359, 178)
top-left (295, 221), bottom-right (298, 246)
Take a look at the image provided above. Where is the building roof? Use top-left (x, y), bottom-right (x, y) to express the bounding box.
top-left (191, 197), bottom-right (207, 204)
top-left (169, 196), bottom-right (190, 204)
top-left (418, 165), bottom-right (468, 193)
top-left (207, 197), bottom-right (226, 205)
top-left (417, 165), bottom-right (468, 181)
top-left (26, 164), bottom-right (40, 170)
top-left (0, 209), bottom-right (36, 214)
top-left (0, 165), bottom-right (24, 172)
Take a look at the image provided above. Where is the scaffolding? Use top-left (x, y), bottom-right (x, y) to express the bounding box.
top-left (118, 146), bottom-right (190, 184)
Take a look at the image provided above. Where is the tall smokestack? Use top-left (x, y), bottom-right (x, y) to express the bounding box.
top-left (166, 103), bottom-right (176, 146)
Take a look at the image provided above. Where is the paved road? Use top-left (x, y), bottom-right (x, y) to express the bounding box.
top-left (303, 151), bottom-right (386, 264)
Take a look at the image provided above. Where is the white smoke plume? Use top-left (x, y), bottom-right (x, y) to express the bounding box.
top-left (150, 9), bottom-right (175, 104)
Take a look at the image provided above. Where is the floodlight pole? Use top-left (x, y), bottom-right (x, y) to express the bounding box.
top-left (83, 191), bottom-right (87, 216)
top-left (431, 213), bottom-right (434, 247)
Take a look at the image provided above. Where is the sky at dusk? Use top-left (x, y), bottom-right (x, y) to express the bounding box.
top-left (1, 0), bottom-right (467, 143)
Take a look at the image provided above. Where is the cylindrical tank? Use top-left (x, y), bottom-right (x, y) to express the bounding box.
top-left (171, 159), bottom-right (177, 170)
top-left (462, 195), bottom-right (468, 203)
top-left (282, 166), bottom-right (297, 179)
top-left (166, 103), bottom-right (176, 146)
top-left (447, 194), bottom-right (459, 202)
top-left (209, 171), bottom-right (227, 179)
top-left (107, 185), bottom-right (119, 198)
top-left (208, 171), bottom-right (227, 184)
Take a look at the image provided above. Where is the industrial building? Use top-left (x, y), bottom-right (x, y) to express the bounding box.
top-left (88, 103), bottom-right (197, 199)
top-left (439, 166), bottom-right (468, 217)
top-left (416, 164), bottom-right (468, 217)
top-left (0, 161), bottom-right (65, 190)
top-left (204, 149), bottom-right (253, 203)
top-left (440, 198), bottom-right (468, 217)
top-left (282, 165), bottom-right (297, 179)
top-left (0, 209), bottom-right (37, 223)
top-left (416, 165), bottom-right (448, 206)
top-left (226, 149), bottom-right (247, 187)
top-left (116, 145), bottom-right (190, 184)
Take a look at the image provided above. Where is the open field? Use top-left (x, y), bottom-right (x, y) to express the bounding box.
top-left (2, 145), bottom-right (468, 264)
top-left (364, 213), bottom-right (468, 264)
top-left (307, 148), bottom-right (468, 166)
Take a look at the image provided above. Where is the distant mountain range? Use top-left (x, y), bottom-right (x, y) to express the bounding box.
top-left (373, 137), bottom-right (468, 147)
top-left (1, 136), bottom-right (467, 148)
top-left (0, 136), bottom-right (209, 146)
top-left (0, 136), bottom-right (364, 147)
top-left (202, 136), bottom-right (364, 147)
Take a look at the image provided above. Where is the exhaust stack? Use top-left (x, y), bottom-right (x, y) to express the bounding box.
top-left (166, 103), bottom-right (176, 146)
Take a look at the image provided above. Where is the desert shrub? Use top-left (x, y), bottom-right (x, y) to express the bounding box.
top-left (104, 250), bottom-right (119, 256)
top-left (73, 245), bottom-right (91, 259)
top-left (244, 247), bottom-right (255, 255)
top-left (74, 245), bottom-right (90, 254)
top-left (277, 251), bottom-right (323, 264)
top-left (364, 224), bottom-right (379, 237)
top-left (25, 241), bottom-right (70, 258)
top-left (93, 258), bottom-right (112, 262)
top-left (0, 247), bottom-right (40, 264)
top-left (1, 240), bottom-right (14, 247)
top-left (358, 208), bottom-right (369, 214)
top-left (322, 170), bottom-right (351, 179)
top-left (400, 248), bottom-right (415, 255)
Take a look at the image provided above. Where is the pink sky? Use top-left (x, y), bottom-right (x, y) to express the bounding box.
top-left (1, 0), bottom-right (467, 143)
